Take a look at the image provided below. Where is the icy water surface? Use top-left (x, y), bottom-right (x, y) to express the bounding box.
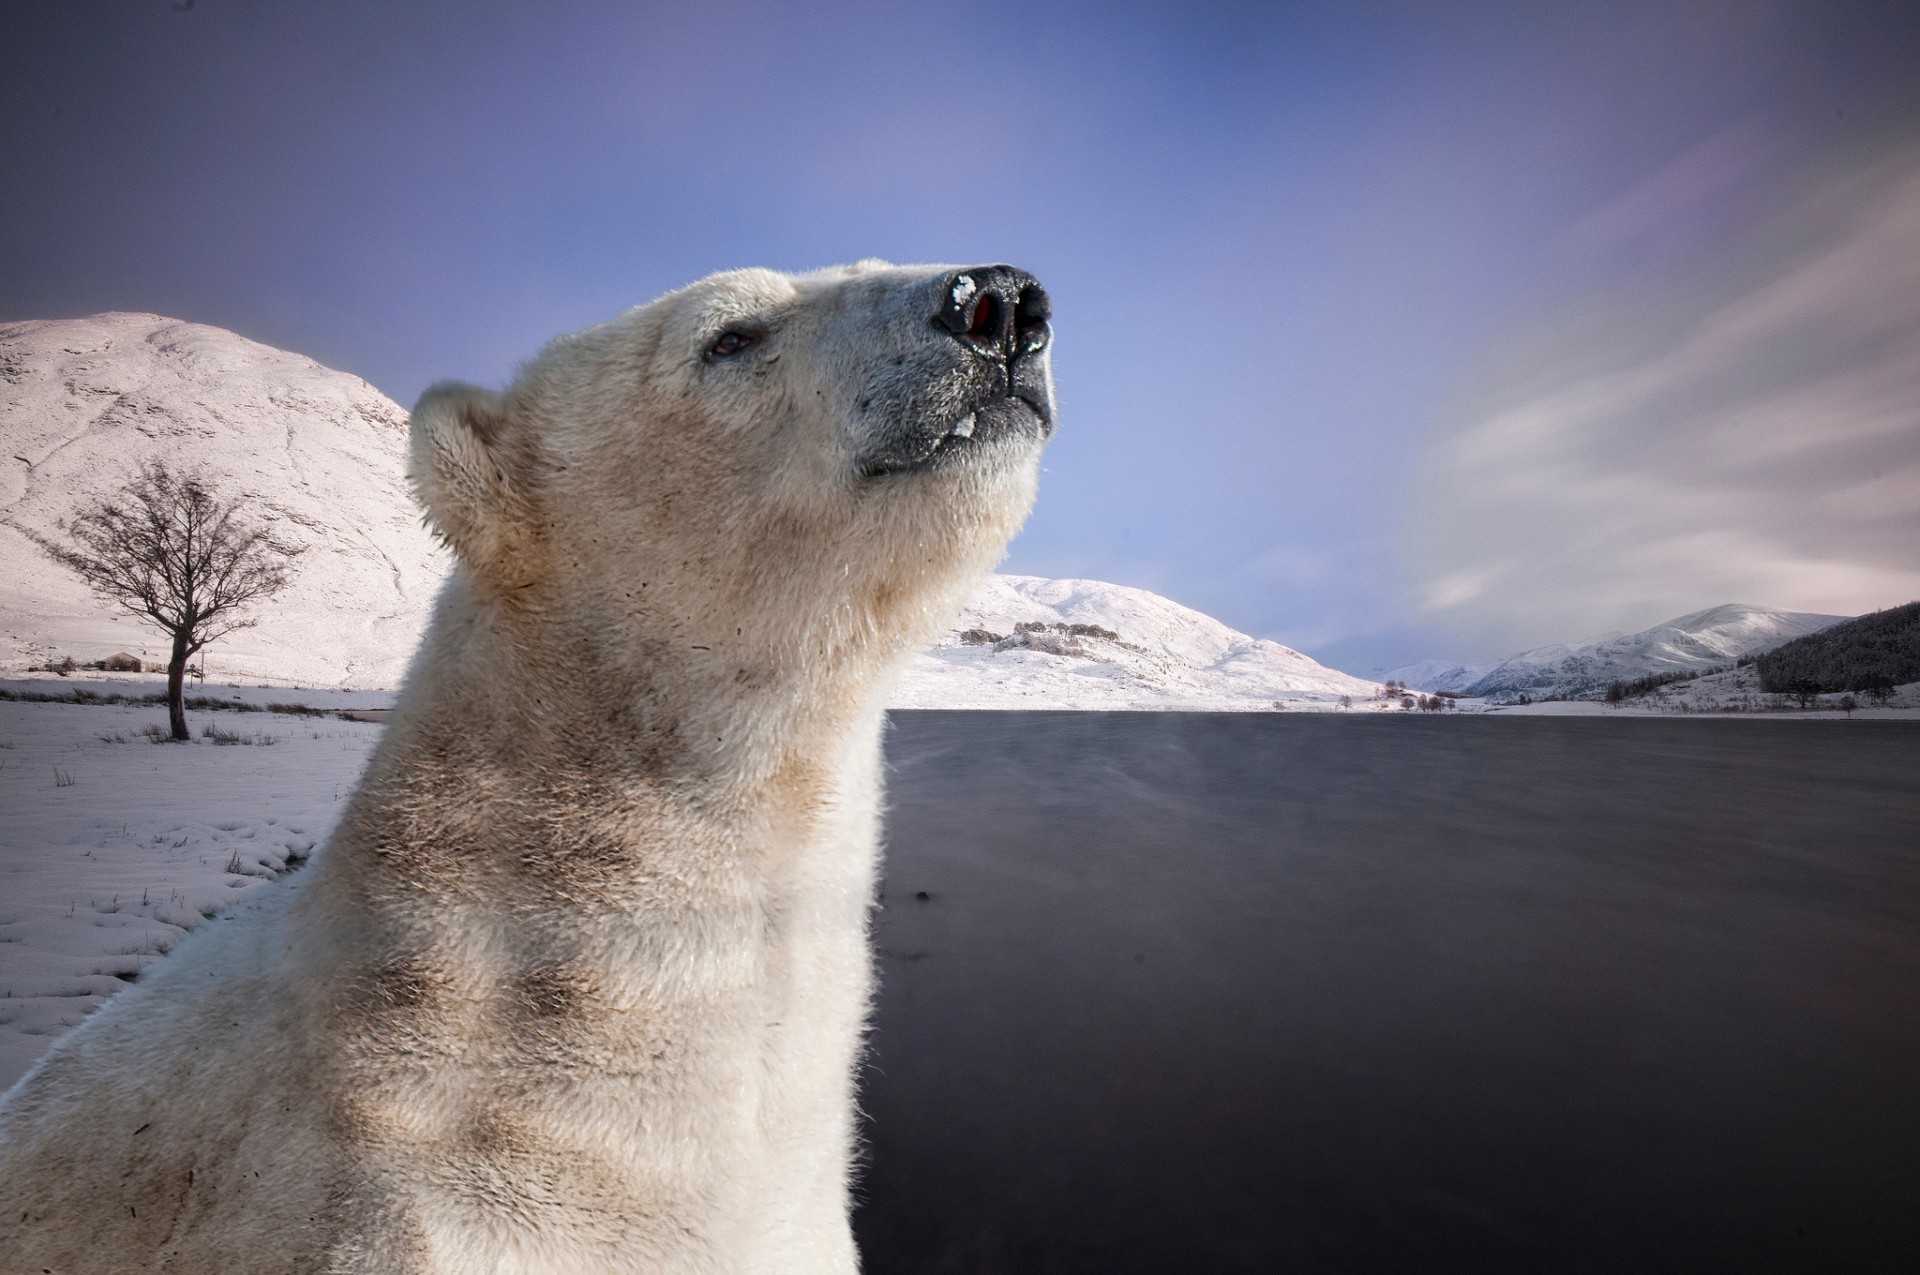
top-left (857, 712), bottom-right (1920, 1273)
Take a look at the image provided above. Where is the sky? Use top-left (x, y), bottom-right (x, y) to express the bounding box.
top-left (4, 0), bottom-right (1918, 672)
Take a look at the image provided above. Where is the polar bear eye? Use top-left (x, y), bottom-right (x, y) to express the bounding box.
top-left (707, 329), bottom-right (760, 360)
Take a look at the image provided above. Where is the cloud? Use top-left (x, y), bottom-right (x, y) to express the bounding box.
top-left (1410, 132), bottom-right (1920, 653)
top-left (1556, 116), bottom-right (1774, 253)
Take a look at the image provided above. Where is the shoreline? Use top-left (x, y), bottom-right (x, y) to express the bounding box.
top-left (7, 673), bottom-right (1918, 721)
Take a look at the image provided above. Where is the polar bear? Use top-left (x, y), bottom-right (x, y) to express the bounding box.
top-left (0, 261), bottom-right (1055, 1273)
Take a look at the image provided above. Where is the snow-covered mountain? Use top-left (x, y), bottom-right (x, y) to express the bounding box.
top-left (893, 575), bottom-right (1380, 709)
top-left (1, 313), bottom-right (447, 687)
top-left (1386, 603), bottom-right (1850, 699)
top-left (1373, 659), bottom-right (1476, 692)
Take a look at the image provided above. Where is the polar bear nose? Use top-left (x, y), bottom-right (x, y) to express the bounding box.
top-left (935, 266), bottom-right (1051, 360)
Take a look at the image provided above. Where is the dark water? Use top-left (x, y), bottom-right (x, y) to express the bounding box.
top-left (854, 713), bottom-right (1920, 1274)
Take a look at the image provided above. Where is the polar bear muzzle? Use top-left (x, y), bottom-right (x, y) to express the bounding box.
top-left (852, 264), bottom-right (1056, 479)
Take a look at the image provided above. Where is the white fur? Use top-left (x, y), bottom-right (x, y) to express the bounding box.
top-left (0, 261), bottom-right (1052, 1272)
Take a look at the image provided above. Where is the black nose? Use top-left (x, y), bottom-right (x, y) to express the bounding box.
top-left (935, 265), bottom-right (1050, 360)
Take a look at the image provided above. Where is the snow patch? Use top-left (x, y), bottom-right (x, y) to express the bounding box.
top-left (0, 698), bottom-right (384, 1087)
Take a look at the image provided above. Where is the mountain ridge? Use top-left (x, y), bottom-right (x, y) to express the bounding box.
top-left (1387, 603), bottom-right (1851, 698)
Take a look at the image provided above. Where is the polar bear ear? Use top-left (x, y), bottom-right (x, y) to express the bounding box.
top-left (409, 382), bottom-right (524, 573)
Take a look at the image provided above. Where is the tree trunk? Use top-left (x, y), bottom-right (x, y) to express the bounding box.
top-left (166, 630), bottom-right (190, 741)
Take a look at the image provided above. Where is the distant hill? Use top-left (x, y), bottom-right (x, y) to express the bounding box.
top-left (1387, 604), bottom-right (1850, 699)
top-left (1753, 601), bottom-right (1920, 694)
top-left (893, 575), bottom-right (1382, 709)
top-left (1, 313), bottom-right (447, 687)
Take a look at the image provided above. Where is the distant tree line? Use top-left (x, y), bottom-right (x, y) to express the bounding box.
top-left (1375, 681), bottom-right (1454, 710)
top-left (1603, 665), bottom-right (1726, 703)
top-left (958, 620), bottom-right (1124, 647)
top-left (1752, 601), bottom-right (1919, 700)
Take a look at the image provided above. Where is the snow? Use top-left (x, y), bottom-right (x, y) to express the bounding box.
top-left (1385, 603), bottom-right (1850, 698)
top-left (0, 313), bottom-right (448, 689)
top-left (0, 697), bottom-right (384, 1088)
top-left (1377, 659), bottom-right (1482, 691)
top-left (891, 575), bottom-right (1382, 710)
top-left (1478, 665), bottom-right (1920, 717)
top-left (1, 675), bottom-right (397, 713)
top-left (1475, 692), bottom-right (1920, 718)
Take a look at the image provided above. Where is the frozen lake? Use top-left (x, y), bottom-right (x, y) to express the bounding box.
top-left (857, 712), bottom-right (1920, 1273)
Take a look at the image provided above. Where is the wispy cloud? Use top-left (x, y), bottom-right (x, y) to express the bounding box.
top-left (1556, 116), bottom-right (1775, 254)
top-left (1411, 131), bottom-right (1920, 653)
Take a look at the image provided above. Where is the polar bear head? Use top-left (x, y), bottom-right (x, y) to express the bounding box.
top-left (408, 261), bottom-right (1055, 704)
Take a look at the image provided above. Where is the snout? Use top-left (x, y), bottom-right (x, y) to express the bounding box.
top-left (846, 261), bottom-right (1057, 479)
top-left (935, 266), bottom-right (1051, 365)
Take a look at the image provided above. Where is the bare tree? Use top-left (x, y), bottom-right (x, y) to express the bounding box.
top-left (41, 463), bottom-right (302, 740)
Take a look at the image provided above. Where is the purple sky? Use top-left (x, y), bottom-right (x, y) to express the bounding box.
top-left (5, 0), bottom-right (1918, 670)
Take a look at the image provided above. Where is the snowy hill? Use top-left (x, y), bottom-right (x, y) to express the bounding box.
top-left (0, 313), bottom-right (447, 688)
top-left (892, 575), bottom-right (1381, 709)
top-left (1386, 604), bottom-right (1850, 699)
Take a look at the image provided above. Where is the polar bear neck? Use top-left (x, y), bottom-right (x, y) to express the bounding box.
top-left (276, 563), bottom-right (894, 1261)
top-left (336, 564), bottom-right (915, 884)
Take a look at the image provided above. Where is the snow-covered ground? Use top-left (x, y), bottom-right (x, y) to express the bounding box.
top-left (1, 313), bottom-right (447, 689)
top-left (0, 698), bottom-right (383, 1088)
top-left (1, 674), bottom-right (397, 713)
